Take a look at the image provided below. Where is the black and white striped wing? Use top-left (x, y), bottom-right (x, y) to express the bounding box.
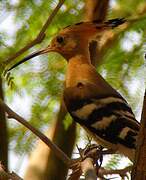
top-left (69, 96), bottom-right (140, 149)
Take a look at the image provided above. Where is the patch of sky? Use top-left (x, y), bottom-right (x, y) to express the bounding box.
top-left (121, 31), bottom-right (142, 52)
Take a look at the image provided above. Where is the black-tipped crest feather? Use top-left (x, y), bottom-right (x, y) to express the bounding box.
top-left (64, 18), bottom-right (126, 29)
top-left (105, 18), bottom-right (126, 28)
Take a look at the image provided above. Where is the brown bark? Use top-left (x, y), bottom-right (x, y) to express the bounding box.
top-left (84, 0), bottom-right (110, 66)
top-left (132, 91), bottom-right (146, 179)
top-left (0, 78), bottom-right (8, 169)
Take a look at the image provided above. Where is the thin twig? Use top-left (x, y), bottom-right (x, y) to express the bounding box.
top-left (0, 98), bottom-right (71, 166)
top-left (38, 0), bottom-right (65, 39)
top-left (4, 0), bottom-right (65, 65)
top-left (98, 166), bottom-right (132, 179)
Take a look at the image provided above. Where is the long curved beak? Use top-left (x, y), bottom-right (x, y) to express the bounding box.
top-left (8, 46), bottom-right (53, 71)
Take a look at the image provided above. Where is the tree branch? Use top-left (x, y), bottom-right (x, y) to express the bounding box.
top-left (0, 162), bottom-right (23, 180)
top-left (0, 98), bottom-right (71, 166)
top-left (4, 0), bottom-right (65, 66)
top-left (69, 145), bottom-right (116, 180)
top-left (0, 78), bottom-right (8, 169)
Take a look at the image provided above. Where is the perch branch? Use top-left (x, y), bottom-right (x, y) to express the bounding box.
top-left (4, 0), bottom-right (65, 65)
top-left (0, 98), bottom-right (71, 166)
top-left (69, 145), bottom-right (116, 180)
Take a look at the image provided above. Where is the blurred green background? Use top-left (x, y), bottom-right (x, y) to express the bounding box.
top-left (0, 0), bottom-right (146, 179)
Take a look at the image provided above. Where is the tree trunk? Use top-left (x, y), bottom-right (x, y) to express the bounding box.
top-left (84, 0), bottom-right (109, 21)
top-left (0, 78), bottom-right (8, 169)
top-left (132, 91), bottom-right (146, 179)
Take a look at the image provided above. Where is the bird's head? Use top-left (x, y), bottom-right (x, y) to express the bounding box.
top-left (8, 18), bottom-right (126, 71)
top-left (47, 31), bottom-right (79, 59)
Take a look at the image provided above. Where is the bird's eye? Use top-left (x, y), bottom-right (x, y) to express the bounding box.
top-left (56, 36), bottom-right (64, 44)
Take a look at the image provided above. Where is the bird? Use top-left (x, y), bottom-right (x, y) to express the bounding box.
top-left (8, 18), bottom-right (140, 162)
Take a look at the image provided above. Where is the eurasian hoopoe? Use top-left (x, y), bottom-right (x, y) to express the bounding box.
top-left (8, 18), bottom-right (140, 162)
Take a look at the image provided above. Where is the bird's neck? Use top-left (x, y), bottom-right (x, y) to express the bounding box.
top-left (69, 53), bottom-right (91, 64)
top-left (65, 54), bottom-right (96, 87)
